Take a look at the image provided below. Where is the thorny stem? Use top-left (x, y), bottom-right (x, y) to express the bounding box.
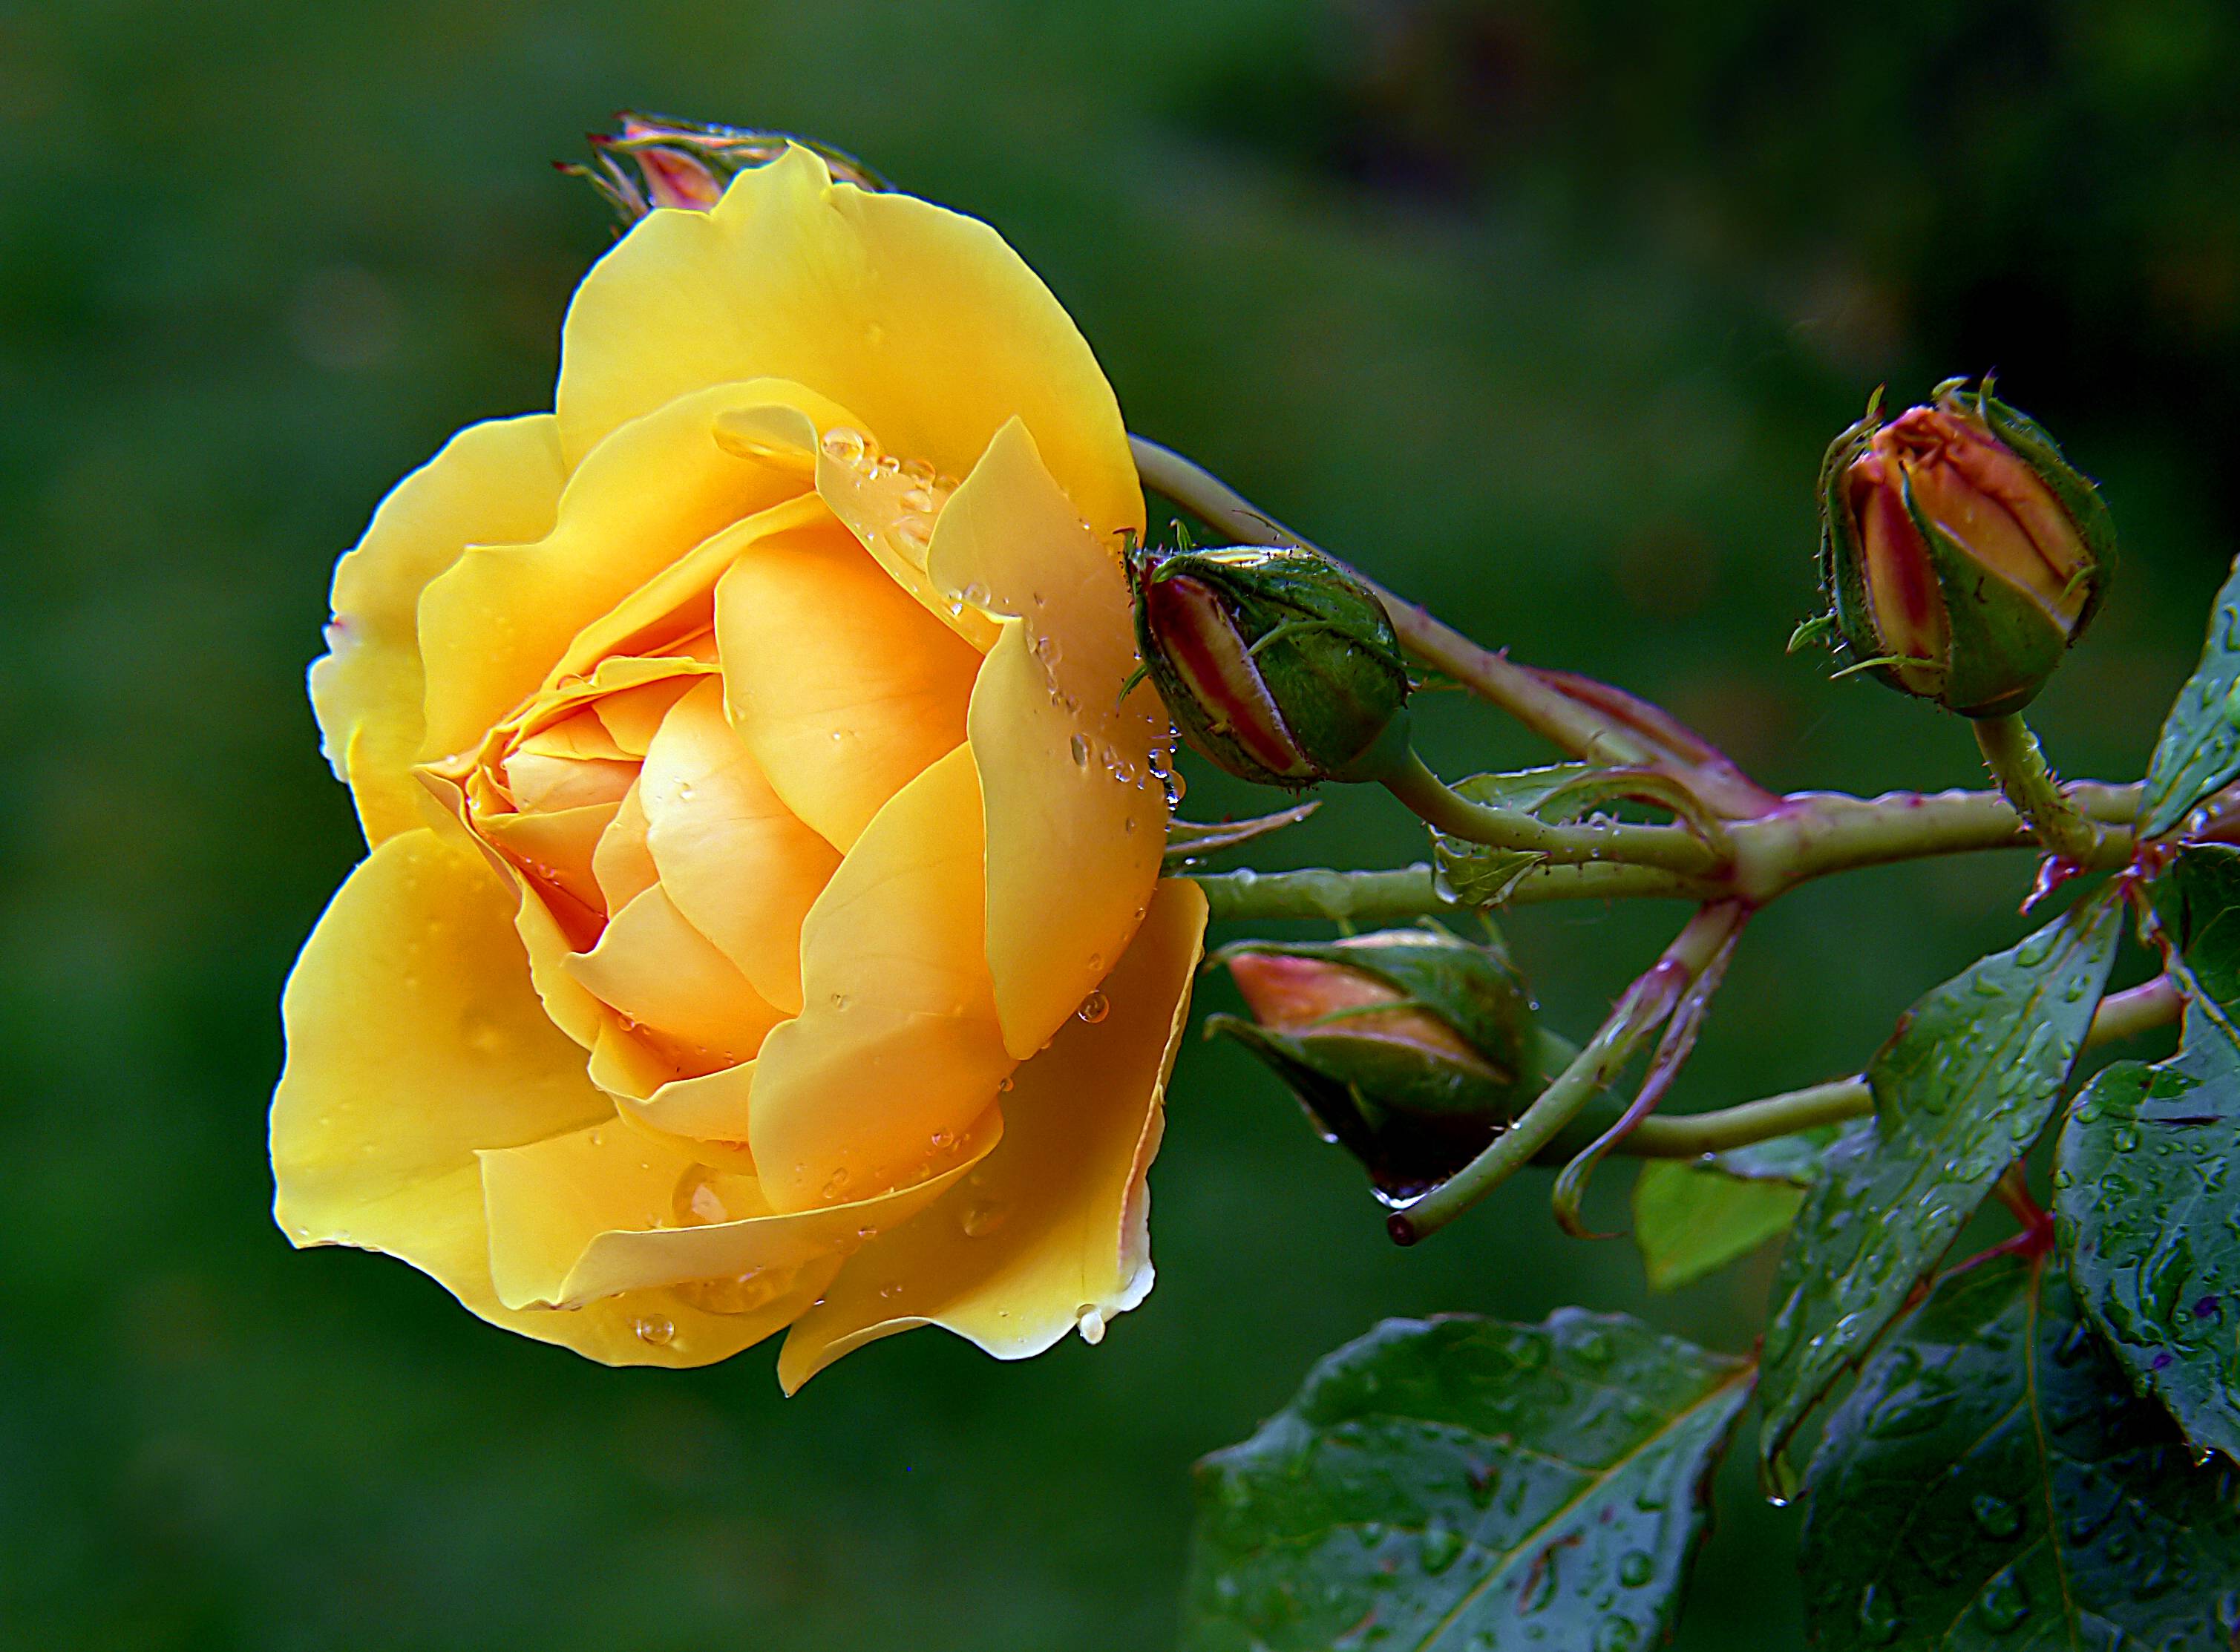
top-left (1587, 973), bottom-right (2186, 1160)
top-left (1130, 436), bottom-right (1657, 765)
top-left (1387, 902), bottom-right (1749, 1244)
top-left (1973, 712), bottom-right (2103, 864)
top-left (1186, 779), bottom-right (2143, 924)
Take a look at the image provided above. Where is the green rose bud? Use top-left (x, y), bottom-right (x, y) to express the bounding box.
top-left (1206, 926), bottom-right (1543, 1202)
top-left (563, 113), bottom-right (889, 225)
top-left (1804, 377), bottom-right (2115, 718)
top-left (1127, 541), bottom-right (1412, 788)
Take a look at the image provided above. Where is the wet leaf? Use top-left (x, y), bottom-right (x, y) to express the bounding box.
top-left (2138, 554), bottom-right (2240, 839)
top-left (1800, 1251), bottom-right (2240, 1650)
top-left (2057, 846), bottom-right (2240, 1461)
top-left (1181, 1312), bottom-right (1752, 1652)
top-left (1633, 1159), bottom-right (1809, 1293)
top-left (1758, 888), bottom-right (2126, 1489)
top-left (1633, 1125), bottom-right (1840, 1292)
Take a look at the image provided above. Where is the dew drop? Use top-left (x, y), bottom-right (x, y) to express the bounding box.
top-left (1070, 733), bottom-right (1090, 767)
top-left (1075, 1305), bottom-right (1107, 1345)
top-left (819, 426), bottom-right (868, 465)
top-left (879, 1282), bottom-right (903, 1300)
top-left (960, 1199), bottom-right (1009, 1239)
top-left (1856, 1581), bottom-right (1902, 1644)
top-left (1617, 1550), bottom-right (1655, 1587)
top-left (821, 1168), bottom-right (851, 1201)
top-left (632, 1314), bottom-right (675, 1347)
top-left (1419, 1522), bottom-right (1464, 1576)
top-left (1077, 990), bottom-right (1110, 1024)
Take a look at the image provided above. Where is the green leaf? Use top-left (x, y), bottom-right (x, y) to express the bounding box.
top-left (1799, 1251), bottom-right (2240, 1650)
top-left (2057, 847), bottom-right (2240, 1461)
top-left (1428, 767), bottom-right (1590, 908)
top-left (1758, 888), bottom-right (2126, 1489)
top-left (1633, 1160), bottom-right (1808, 1293)
top-left (2138, 555), bottom-right (2240, 839)
top-left (1181, 1313), bottom-right (1752, 1652)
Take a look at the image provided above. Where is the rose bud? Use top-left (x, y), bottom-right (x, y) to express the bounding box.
top-left (1807, 377), bottom-right (2115, 718)
top-left (1205, 927), bottom-right (1539, 1202)
top-left (563, 112), bottom-right (889, 224)
top-left (1127, 542), bottom-right (1413, 788)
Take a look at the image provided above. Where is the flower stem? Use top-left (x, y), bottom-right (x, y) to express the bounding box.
top-left (1568, 971), bottom-right (2185, 1161)
top-left (1387, 901), bottom-right (1749, 1244)
top-left (1130, 435), bottom-right (1657, 765)
top-left (1971, 712), bottom-right (2101, 862)
top-left (1186, 860), bottom-right (1711, 925)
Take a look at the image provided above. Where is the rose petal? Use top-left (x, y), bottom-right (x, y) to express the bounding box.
top-left (926, 418), bottom-right (1168, 1056)
top-left (776, 879), bottom-right (1205, 1389)
top-left (269, 826), bottom-right (764, 1368)
top-left (564, 883), bottom-right (785, 1066)
top-left (556, 147), bottom-right (1139, 545)
top-left (714, 518), bottom-right (980, 853)
top-left (416, 383), bottom-right (828, 761)
top-left (641, 678), bottom-right (838, 1014)
top-left (311, 415), bottom-right (565, 845)
top-left (479, 1107), bottom-right (999, 1311)
top-left (747, 744), bottom-right (1012, 1211)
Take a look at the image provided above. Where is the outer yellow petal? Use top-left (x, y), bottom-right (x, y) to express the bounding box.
top-left (555, 147), bottom-right (1141, 544)
top-left (776, 879), bottom-right (1206, 1391)
top-left (310, 416), bottom-right (564, 845)
top-left (641, 678), bottom-right (837, 1015)
top-left (415, 383), bottom-right (824, 761)
top-left (928, 418), bottom-right (1170, 1057)
top-left (270, 827), bottom-right (758, 1367)
top-left (714, 521), bottom-right (980, 853)
top-left (747, 745), bottom-right (1012, 1212)
top-left (479, 1107), bottom-right (999, 1312)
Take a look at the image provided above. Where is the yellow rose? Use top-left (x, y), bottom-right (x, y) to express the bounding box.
top-left (272, 148), bottom-right (1207, 1384)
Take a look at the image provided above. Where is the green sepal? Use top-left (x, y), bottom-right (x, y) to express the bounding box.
top-left (1816, 394), bottom-right (1887, 679)
top-left (1907, 466), bottom-right (2072, 718)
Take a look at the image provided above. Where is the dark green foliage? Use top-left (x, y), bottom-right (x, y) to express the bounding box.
top-left (1758, 890), bottom-right (2124, 1487)
top-left (2138, 559), bottom-right (2240, 839)
top-left (2057, 847), bottom-right (2240, 1461)
top-left (1800, 1253), bottom-right (2240, 1650)
top-left (1182, 1314), bottom-right (1752, 1651)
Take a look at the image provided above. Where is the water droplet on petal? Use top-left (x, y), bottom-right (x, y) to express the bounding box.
top-left (820, 426), bottom-right (867, 465)
top-left (1075, 1305), bottom-right (1106, 1344)
top-left (1077, 990), bottom-right (1110, 1024)
top-left (632, 1314), bottom-right (675, 1347)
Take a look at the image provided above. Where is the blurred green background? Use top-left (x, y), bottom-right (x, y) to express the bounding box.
top-left (5, 1), bottom-right (2239, 1647)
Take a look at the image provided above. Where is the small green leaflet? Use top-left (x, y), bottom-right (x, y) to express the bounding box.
top-left (1427, 767), bottom-right (1590, 907)
top-left (1758, 887), bottom-right (2126, 1491)
top-left (2138, 554), bottom-right (2240, 839)
top-left (1181, 1313), bottom-right (1752, 1652)
top-left (1799, 1252), bottom-right (2240, 1650)
top-left (1632, 1126), bottom-right (1838, 1293)
top-left (2057, 846), bottom-right (2240, 1461)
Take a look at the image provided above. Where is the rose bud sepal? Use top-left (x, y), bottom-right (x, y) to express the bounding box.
top-left (1206, 925), bottom-right (1540, 1201)
top-left (1810, 378), bottom-right (2114, 718)
top-left (1127, 541), bottom-right (1414, 789)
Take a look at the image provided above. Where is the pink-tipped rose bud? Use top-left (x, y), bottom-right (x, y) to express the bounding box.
top-left (563, 113), bottom-right (889, 225)
top-left (1803, 378), bottom-right (2115, 718)
top-left (1207, 926), bottom-right (1541, 1202)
